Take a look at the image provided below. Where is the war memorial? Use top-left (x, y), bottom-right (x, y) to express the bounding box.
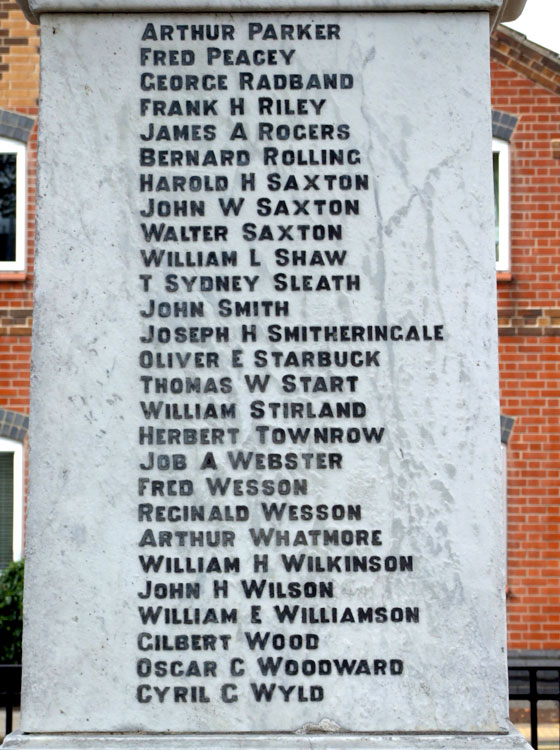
top-left (3, 0), bottom-right (530, 747)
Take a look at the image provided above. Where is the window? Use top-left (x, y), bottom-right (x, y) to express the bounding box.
top-left (0, 437), bottom-right (23, 569)
top-left (0, 137), bottom-right (26, 273)
top-left (493, 138), bottom-right (510, 272)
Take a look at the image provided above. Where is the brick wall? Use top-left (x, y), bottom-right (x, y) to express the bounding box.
top-left (491, 27), bottom-right (560, 650)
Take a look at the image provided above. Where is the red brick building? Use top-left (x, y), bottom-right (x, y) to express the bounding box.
top-left (0, 14), bottom-right (557, 658)
top-left (491, 25), bottom-right (560, 657)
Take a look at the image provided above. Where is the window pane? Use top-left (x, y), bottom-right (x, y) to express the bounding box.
top-left (538, 700), bottom-right (560, 750)
top-left (0, 452), bottom-right (14, 568)
top-left (0, 153), bottom-right (17, 263)
top-left (509, 699), bottom-right (531, 744)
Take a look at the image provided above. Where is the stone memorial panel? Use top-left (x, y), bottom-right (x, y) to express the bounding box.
top-left (4, 3), bottom-right (529, 749)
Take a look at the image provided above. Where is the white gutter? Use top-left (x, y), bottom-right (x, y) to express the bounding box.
top-left (493, 0), bottom-right (528, 26)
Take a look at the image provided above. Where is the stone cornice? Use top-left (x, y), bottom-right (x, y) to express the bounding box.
top-left (17, 0), bottom-right (525, 28)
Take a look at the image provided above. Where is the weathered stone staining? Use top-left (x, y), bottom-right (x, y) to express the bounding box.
top-left (13, 5), bottom-right (527, 748)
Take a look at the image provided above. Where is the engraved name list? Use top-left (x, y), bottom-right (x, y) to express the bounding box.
top-left (133, 16), bottom-right (444, 717)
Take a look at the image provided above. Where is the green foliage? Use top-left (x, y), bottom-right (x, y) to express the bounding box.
top-left (0, 559), bottom-right (24, 664)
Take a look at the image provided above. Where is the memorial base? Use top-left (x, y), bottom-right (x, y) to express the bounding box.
top-left (3, 728), bottom-right (532, 750)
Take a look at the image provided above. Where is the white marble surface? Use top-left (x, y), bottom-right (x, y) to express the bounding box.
top-left (20, 10), bottom-right (509, 739)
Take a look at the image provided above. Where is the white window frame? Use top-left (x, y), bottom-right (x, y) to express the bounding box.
top-left (0, 437), bottom-right (24, 561)
top-left (0, 137), bottom-right (26, 273)
top-left (493, 138), bottom-right (510, 272)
